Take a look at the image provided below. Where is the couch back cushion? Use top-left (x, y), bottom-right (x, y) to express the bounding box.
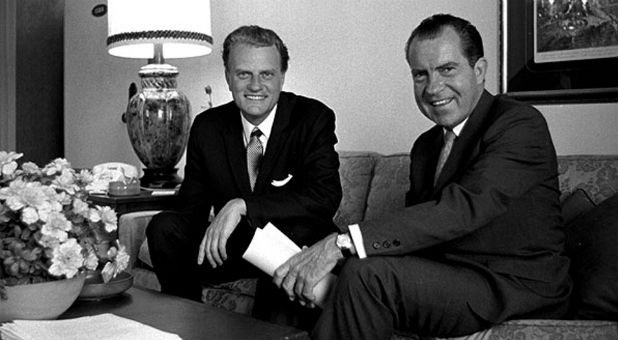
top-left (565, 192), bottom-right (618, 320)
top-left (557, 155), bottom-right (618, 204)
top-left (338, 154), bottom-right (618, 227)
top-left (334, 152), bottom-right (377, 227)
top-left (364, 153), bottom-right (410, 221)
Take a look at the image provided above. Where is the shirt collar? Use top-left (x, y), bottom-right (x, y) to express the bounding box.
top-left (241, 105), bottom-right (277, 143)
top-left (444, 117), bottom-right (468, 137)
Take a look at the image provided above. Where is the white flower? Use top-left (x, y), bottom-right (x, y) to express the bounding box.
top-left (76, 169), bottom-right (94, 185)
top-left (37, 201), bottom-right (54, 222)
top-left (21, 206), bottom-right (39, 224)
top-left (0, 151), bottom-right (23, 163)
top-left (0, 151), bottom-right (23, 176)
top-left (1, 181), bottom-right (50, 212)
top-left (101, 261), bottom-right (116, 283)
top-left (72, 198), bottom-right (89, 217)
top-left (101, 245), bottom-right (129, 282)
top-left (98, 206), bottom-right (118, 232)
top-left (57, 191), bottom-right (72, 206)
top-left (1, 161), bottom-right (18, 176)
top-left (21, 161), bottom-right (40, 175)
top-left (5, 196), bottom-right (25, 211)
top-left (48, 238), bottom-right (84, 278)
top-left (38, 234), bottom-right (61, 249)
top-left (88, 208), bottom-right (101, 223)
top-left (0, 180), bottom-right (28, 210)
top-left (41, 211), bottom-right (72, 242)
top-left (42, 158), bottom-right (72, 176)
top-left (84, 250), bottom-right (99, 271)
top-left (53, 168), bottom-right (78, 194)
top-left (115, 245), bottom-right (130, 271)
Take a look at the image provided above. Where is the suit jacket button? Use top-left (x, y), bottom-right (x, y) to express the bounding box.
top-left (393, 239), bottom-right (400, 247)
top-left (372, 242), bottom-right (381, 249)
top-left (383, 241), bottom-right (391, 248)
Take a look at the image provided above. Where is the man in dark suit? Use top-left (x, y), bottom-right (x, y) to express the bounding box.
top-left (273, 14), bottom-right (572, 339)
top-left (146, 25), bottom-right (342, 328)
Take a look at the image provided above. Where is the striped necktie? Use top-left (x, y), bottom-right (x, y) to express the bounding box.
top-left (434, 129), bottom-right (456, 186)
top-left (246, 128), bottom-right (263, 190)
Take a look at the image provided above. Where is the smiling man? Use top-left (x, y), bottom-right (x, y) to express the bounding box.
top-left (273, 14), bottom-right (571, 339)
top-left (146, 25), bottom-right (342, 330)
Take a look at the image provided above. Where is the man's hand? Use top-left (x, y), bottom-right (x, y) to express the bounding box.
top-left (197, 198), bottom-right (246, 268)
top-left (273, 233), bottom-right (343, 308)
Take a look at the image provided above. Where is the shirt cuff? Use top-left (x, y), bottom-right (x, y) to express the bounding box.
top-left (348, 224), bottom-right (367, 259)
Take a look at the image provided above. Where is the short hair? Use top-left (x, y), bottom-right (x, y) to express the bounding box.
top-left (222, 25), bottom-right (290, 73)
top-left (405, 14), bottom-right (484, 68)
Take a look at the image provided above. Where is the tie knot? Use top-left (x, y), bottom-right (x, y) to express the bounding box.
top-left (444, 130), bottom-right (456, 143)
top-left (251, 128), bottom-right (263, 138)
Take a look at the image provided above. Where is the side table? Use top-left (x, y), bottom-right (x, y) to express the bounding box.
top-left (88, 190), bottom-right (177, 216)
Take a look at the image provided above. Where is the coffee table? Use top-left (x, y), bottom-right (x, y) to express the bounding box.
top-left (60, 287), bottom-right (309, 340)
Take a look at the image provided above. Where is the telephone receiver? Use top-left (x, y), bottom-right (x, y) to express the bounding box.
top-left (92, 162), bottom-right (139, 179)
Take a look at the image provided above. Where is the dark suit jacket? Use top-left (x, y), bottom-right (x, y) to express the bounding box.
top-left (359, 91), bottom-right (571, 322)
top-left (178, 91), bottom-right (342, 252)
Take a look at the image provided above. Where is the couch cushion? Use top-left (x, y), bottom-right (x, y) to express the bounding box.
top-left (364, 153), bottom-right (410, 221)
top-left (393, 319), bottom-right (618, 340)
top-left (565, 193), bottom-right (618, 320)
top-left (560, 188), bottom-right (596, 225)
top-left (558, 155), bottom-right (618, 204)
top-left (334, 152), bottom-right (377, 226)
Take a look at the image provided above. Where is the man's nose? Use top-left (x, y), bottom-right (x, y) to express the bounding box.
top-left (426, 74), bottom-right (444, 95)
top-left (248, 76), bottom-right (262, 91)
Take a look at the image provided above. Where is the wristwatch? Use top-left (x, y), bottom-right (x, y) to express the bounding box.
top-left (335, 232), bottom-right (354, 257)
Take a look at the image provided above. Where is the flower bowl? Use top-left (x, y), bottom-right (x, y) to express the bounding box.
top-left (78, 271), bottom-right (133, 301)
top-left (0, 274), bottom-right (86, 322)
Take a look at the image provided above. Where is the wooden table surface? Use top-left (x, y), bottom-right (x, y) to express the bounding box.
top-left (61, 287), bottom-right (309, 340)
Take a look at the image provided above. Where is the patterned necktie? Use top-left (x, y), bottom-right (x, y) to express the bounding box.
top-left (246, 127), bottom-right (263, 190)
top-left (434, 129), bottom-right (456, 186)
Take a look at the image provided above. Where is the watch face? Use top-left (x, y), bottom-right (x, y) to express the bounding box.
top-left (337, 233), bottom-right (352, 249)
top-left (336, 233), bottom-right (353, 257)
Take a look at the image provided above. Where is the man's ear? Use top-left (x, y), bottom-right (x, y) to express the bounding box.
top-left (474, 57), bottom-right (488, 84)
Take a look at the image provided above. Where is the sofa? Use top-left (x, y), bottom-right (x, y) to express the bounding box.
top-left (119, 151), bottom-right (618, 339)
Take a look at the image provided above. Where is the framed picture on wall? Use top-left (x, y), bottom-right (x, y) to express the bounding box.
top-left (501, 0), bottom-right (618, 104)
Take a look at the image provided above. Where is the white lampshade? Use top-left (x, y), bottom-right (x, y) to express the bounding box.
top-left (107, 0), bottom-right (213, 59)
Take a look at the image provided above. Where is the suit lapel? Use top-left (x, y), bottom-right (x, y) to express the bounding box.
top-left (222, 106), bottom-right (252, 196)
top-left (253, 92), bottom-right (294, 192)
top-left (433, 91), bottom-right (494, 191)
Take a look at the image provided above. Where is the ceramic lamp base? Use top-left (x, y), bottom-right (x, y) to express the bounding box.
top-left (140, 168), bottom-right (181, 189)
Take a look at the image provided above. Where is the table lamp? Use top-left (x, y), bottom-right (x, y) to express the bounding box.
top-left (107, 0), bottom-right (212, 188)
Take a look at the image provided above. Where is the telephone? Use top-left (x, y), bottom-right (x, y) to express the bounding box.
top-left (92, 162), bottom-right (138, 179)
top-left (87, 162), bottom-right (139, 194)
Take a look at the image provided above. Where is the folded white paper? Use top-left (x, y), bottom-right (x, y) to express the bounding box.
top-left (0, 313), bottom-right (182, 340)
top-left (242, 223), bottom-right (336, 307)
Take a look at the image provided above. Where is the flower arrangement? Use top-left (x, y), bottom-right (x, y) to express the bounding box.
top-left (0, 151), bottom-right (129, 300)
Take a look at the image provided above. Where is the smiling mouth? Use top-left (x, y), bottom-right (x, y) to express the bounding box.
top-left (430, 98), bottom-right (453, 107)
top-left (245, 95), bottom-right (266, 101)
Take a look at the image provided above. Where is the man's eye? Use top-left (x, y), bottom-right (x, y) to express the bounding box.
top-left (261, 72), bottom-right (274, 80)
top-left (237, 72), bottom-right (250, 79)
top-left (440, 67), bottom-right (455, 75)
top-left (412, 72), bottom-right (426, 82)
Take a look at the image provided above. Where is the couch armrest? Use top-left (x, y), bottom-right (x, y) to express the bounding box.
top-left (118, 210), bottom-right (161, 270)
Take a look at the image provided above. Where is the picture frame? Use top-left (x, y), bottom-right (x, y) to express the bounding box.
top-left (501, 0), bottom-right (618, 105)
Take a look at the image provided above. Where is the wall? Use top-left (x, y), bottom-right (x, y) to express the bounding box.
top-left (64, 0), bottom-right (617, 171)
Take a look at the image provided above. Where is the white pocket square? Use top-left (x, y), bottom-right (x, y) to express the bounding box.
top-left (271, 174), bottom-right (293, 187)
